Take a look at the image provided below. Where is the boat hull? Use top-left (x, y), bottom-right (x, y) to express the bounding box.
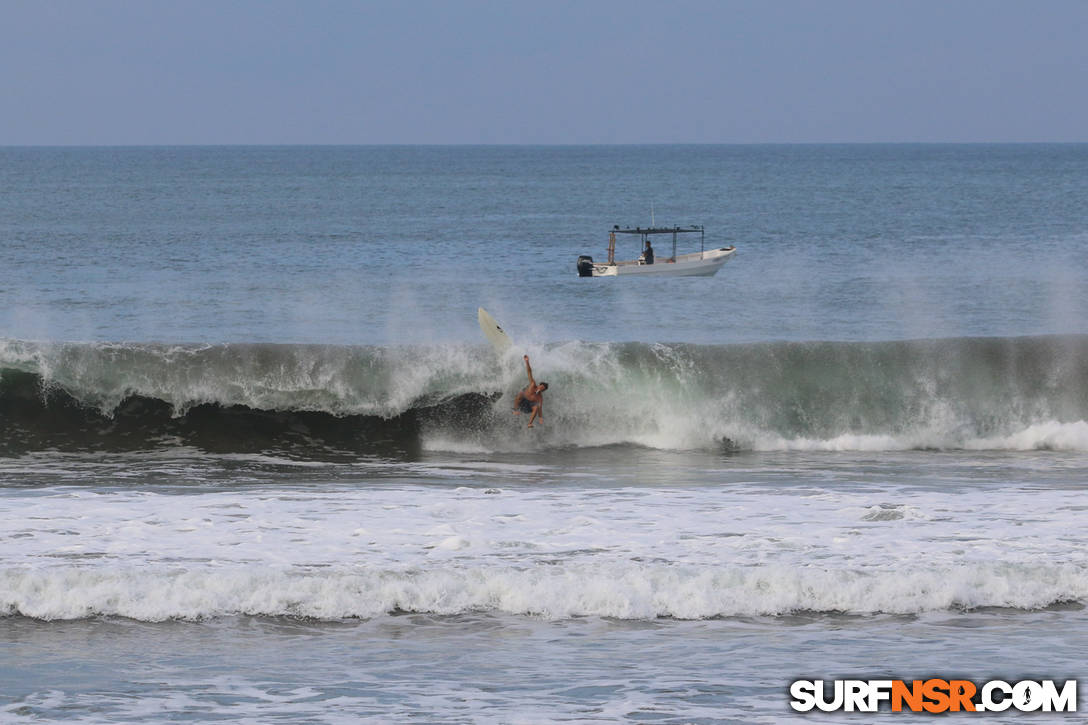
top-left (580, 247), bottom-right (736, 278)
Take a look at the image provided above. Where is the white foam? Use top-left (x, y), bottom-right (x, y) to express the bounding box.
top-left (4, 561), bottom-right (1084, 621)
top-left (743, 421), bottom-right (1088, 453)
top-left (3, 480), bottom-right (1086, 620)
top-left (966, 420), bottom-right (1088, 451)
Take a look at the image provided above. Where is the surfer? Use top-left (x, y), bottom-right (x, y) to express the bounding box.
top-left (512, 354), bottom-right (548, 428)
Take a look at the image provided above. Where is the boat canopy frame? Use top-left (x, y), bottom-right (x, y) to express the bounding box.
top-left (607, 225), bottom-right (705, 264)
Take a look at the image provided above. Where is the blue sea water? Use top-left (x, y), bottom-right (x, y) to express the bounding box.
top-left (4, 144), bottom-right (1085, 346)
top-left (1, 144), bottom-right (1087, 722)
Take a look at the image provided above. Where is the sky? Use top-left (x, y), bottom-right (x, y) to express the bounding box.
top-left (2, 0), bottom-right (1087, 145)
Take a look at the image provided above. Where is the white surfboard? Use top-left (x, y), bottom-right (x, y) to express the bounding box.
top-left (477, 307), bottom-right (513, 355)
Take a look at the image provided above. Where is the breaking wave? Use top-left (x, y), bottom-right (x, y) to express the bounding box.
top-left (3, 562), bottom-right (1085, 621)
top-left (2, 335), bottom-right (1088, 456)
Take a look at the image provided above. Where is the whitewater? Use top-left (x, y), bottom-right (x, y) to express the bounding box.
top-left (2, 144), bottom-right (1087, 723)
top-left (4, 480), bottom-right (1088, 621)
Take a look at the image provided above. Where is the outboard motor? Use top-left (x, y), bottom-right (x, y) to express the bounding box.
top-left (576, 255), bottom-right (595, 277)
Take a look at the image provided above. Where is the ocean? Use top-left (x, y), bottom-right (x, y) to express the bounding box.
top-left (1, 144), bottom-right (1086, 722)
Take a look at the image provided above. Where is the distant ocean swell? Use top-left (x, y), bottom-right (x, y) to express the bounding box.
top-left (2, 335), bottom-right (1087, 455)
top-left (3, 562), bottom-right (1085, 621)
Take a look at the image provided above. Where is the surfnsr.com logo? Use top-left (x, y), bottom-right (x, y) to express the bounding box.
top-left (789, 679), bottom-right (1077, 713)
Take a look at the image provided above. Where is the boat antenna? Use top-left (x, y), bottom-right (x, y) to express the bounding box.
top-left (651, 202), bottom-right (655, 226)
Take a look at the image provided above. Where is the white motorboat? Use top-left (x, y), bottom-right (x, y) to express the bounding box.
top-left (576, 225), bottom-right (735, 277)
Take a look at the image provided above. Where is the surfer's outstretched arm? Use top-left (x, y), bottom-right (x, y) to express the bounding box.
top-left (523, 355), bottom-right (536, 387)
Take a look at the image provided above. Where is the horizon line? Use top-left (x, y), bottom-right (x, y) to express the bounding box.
top-left (3, 140), bottom-right (1087, 149)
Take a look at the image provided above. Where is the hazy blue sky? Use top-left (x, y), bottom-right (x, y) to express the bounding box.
top-left (3, 0), bottom-right (1087, 145)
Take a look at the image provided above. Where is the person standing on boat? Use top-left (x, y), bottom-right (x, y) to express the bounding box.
top-left (642, 240), bottom-right (654, 264)
top-left (512, 354), bottom-right (548, 428)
